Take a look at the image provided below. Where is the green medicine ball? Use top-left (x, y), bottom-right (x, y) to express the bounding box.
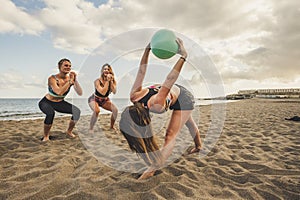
top-left (150, 29), bottom-right (179, 59)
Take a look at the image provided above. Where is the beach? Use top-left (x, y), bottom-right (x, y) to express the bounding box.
top-left (0, 98), bottom-right (299, 200)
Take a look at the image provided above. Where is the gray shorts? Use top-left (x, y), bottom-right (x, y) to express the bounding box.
top-left (169, 84), bottom-right (195, 110)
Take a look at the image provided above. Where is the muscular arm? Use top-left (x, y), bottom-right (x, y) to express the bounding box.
top-left (155, 38), bottom-right (187, 104)
top-left (110, 79), bottom-right (117, 94)
top-left (70, 71), bottom-right (82, 96)
top-left (73, 80), bottom-right (83, 96)
top-left (95, 79), bottom-right (110, 96)
top-left (130, 45), bottom-right (151, 101)
top-left (160, 57), bottom-right (186, 94)
top-left (48, 76), bottom-right (71, 96)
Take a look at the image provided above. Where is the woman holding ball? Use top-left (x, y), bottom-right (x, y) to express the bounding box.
top-left (88, 64), bottom-right (118, 132)
top-left (119, 38), bottom-right (202, 180)
top-left (38, 58), bottom-right (83, 142)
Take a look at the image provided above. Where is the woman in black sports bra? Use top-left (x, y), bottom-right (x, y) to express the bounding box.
top-left (88, 64), bottom-right (118, 132)
top-left (119, 38), bottom-right (202, 180)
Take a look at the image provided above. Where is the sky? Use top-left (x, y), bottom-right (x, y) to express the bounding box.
top-left (0, 0), bottom-right (299, 98)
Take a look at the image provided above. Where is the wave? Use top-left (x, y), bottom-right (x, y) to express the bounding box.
top-left (0, 112), bottom-right (42, 117)
top-left (0, 98), bottom-right (229, 121)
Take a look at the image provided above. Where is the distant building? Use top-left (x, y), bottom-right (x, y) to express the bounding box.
top-left (238, 90), bottom-right (257, 95)
top-left (237, 88), bottom-right (300, 98)
top-left (256, 88), bottom-right (300, 95)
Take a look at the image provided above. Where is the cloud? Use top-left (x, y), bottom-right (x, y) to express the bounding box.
top-left (0, 0), bottom-right (45, 35)
top-left (74, 0), bottom-right (300, 84)
top-left (0, 69), bottom-right (45, 89)
top-left (229, 1), bottom-right (300, 82)
top-left (0, 69), bottom-right (24, 89)
top-left (1, 0), bottom-right (299, 88)
top-left (37, 0), bottom-right (103, 54)
top-left (24, 75), bottom-right (45, 88)
top-left (199, 0), bottom-right (300, 84)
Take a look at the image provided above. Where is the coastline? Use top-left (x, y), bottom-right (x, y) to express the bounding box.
top-left (0, 98), bottom-right (230, 121)
top-left (0, 98), bottom-right (299, 199)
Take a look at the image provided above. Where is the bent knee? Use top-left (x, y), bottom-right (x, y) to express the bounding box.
top-left (72, 107), bottom-right (81, 120)
top-left (45, 113), bottom-right (55, 124)
top-left (94, 109), bottom-right (100, 115)
top-left (164, 129), bottom-right (177, 143)
top-left (74, 107), bottom-right (81, 115)
top-left (113, 107), bottom-right (118, 114)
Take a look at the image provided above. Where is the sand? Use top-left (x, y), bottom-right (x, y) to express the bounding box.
top-left (0, 98), bottom-right (299, 200)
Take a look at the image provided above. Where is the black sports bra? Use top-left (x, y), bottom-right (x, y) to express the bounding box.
top-left (138, 88), bottom-right (158, 108)
top-left (95, 80), bottom-right (111, 97)
top-left (138, 86), bottom-right (172, 110)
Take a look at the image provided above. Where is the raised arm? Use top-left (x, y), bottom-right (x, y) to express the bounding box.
top-left (130, 44), bottom-right (151, 100)
top-left (70, 71), bottom-right (83, 96)
top-left (157, 38), bottom-right (188, 99)
top-left (108, 74), bottom-right (117, 94)
top-left (73, 80), bottom-right (83, 96)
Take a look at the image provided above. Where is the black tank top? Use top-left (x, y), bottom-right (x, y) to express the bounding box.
top-left (95, 80), bottom-right (111, 97)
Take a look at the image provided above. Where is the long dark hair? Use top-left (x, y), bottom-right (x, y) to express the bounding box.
top-left (119, 102), bottom-right (162, 167)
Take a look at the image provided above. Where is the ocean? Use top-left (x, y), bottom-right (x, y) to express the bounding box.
top-left (0, 98), bottom-right (229, 121)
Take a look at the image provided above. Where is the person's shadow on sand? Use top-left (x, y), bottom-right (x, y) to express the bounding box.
top-left (285, 116), bottom-right (300, 122)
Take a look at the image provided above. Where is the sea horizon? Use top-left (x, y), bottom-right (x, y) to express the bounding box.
top-left (0, 98), bottom-right (231, 121)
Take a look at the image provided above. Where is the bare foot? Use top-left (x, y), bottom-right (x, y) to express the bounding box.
top-left (138, 166), bottom-right (156, 180)
top-left (41, 136), bottom-right (50, 142)
top-left (66, 131), bottom-right (76, 138)
top-left (138, 170), bottom-right (155, 180)
top-left (188, 146), bottom-right (202, 154)
top-left (110, 126), bottom-right (116, 130)
top-left (88, 129), bottom-right (94, 134)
